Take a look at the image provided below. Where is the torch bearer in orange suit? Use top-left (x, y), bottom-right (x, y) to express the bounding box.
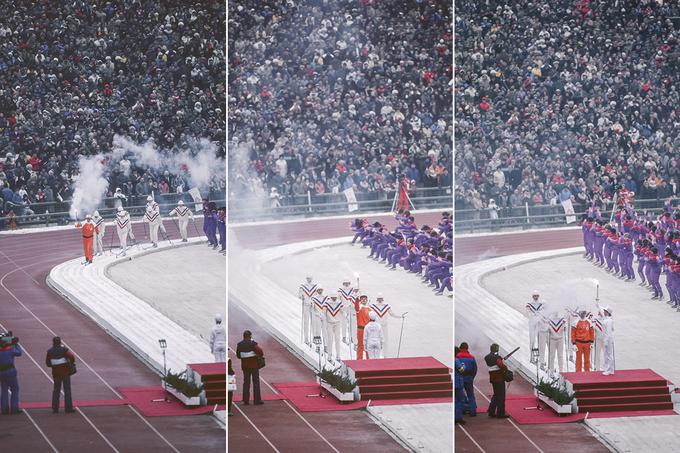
top-left (356, 295), bottom-right (371, 360)
top-left (76, 214), bottom-right (99, 264)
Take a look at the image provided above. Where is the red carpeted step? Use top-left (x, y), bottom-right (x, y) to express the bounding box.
top-left (571, 379), bottom-right (667, 391)
top-left (578, 401), bottom-right (674, 413)
top-left (354, 367), bottom-right (449, 378)
top-left (576, 385), bottom-right (670, 398)
top-left (577, 394), bottom-right (672, 407)
top-left (360, 381), bottom-right (452, 394)
top-left (357, 373), bottom-right (452, 386)
top-left (207, 398), bottom-right (226, 405)
top-left (361, 388), bottom-right (452, 401)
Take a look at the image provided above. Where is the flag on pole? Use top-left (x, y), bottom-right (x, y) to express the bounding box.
top-left (343, 187), bottom-right (358, 212)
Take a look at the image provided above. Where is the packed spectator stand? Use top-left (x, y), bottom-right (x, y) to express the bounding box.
top-left (228, 0), bottom-right (453, 209)
top-left (0, 0), bottom-right (226, 226)
top-left (455, 0), bottom-right (680, 220)
top-left (352, 211), bottom-right (452, 295)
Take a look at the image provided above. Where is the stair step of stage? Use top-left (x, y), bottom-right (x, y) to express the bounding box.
top-left (360, 381), bottom-right (453, 394)
top-left (578, 401), bottom-right (674, 413)
top-left (576, 385), bottom-right (670, 398)
top-left (188, 362), bottom-right (226, 406)
top-left (577, 393), bottom-right (671, 407)
top-left (345, 357), bottom-right (452, 402)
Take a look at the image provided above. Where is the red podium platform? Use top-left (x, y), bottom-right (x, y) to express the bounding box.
top-left (188, 362), bottom-right (226, 405)
top-left (562, 369), bottom-right (673, 413)
top-left (344, 357), bottom-right (452, 401)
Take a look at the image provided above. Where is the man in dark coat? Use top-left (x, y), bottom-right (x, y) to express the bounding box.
top-left (484, 343), bottom-right (509, 418)
top-left (45, 336), bottom-right (76, 413)
top-left (236, 330), bottom-right (264, 405)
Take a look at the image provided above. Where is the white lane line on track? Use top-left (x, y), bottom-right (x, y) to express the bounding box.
top-left (76, 407), bottom-right (121, 452)
top-left (456, 423), bottom-right (487, 453)
top-left (233, 403), bottom-right (281, 453)
top-left (0, 257), bottom-right (182, 453)
top-left (473, 385), bottom-right (545, 453)
top-left (227, 345), bottom-right (340, 453)
top-left (23, 409), bottom-right (60, 452)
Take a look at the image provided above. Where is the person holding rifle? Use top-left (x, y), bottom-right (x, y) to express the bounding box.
top-left (485, 343), bottom-right (510, 418)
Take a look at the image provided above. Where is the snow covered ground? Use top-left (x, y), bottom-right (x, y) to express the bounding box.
top-left (458, 247), bottom-right (680, 452)
top-left (229, 236), bottom-right (452, 451)
top-left (48, 238), bottom-right (219, 376)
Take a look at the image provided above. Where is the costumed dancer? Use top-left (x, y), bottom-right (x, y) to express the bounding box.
top-left (369, 293), bottom-right (404, 358)
top-left (168, 200), bottom-right (194, 242)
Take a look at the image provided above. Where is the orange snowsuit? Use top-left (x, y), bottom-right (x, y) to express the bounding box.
top-left (356, 306), bottom-right (371, 360)
top-left (571, 319), bottom-right (594, 372)
top-left (76, 222), bottom-right (99, 263)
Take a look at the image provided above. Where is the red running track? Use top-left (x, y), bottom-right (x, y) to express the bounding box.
top-left (0, 219), bottom-right (225, 452)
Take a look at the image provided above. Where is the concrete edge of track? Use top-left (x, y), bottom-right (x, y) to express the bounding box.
top-left (455, 225), bottom-right (580, 238)
top-left (230, 208), bottom-right (445, 227)
top-left (45, 237), bottom-right (226, 424)
top-left (0, 217), bottom-right (167, 236)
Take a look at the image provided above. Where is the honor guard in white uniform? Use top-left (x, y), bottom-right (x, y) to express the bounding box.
top-left (310, 288), bottom-right (328, 351)
top-left (363, 312), bottom-right (384, 359)
top-left (144, 195), bottom-right (163, 247)
top-left (324, 293), bottom-right (346, 362)
top-left (168, 200), bottom-right (194, 242)
top-left (601, 306), bottom-right (615, 375)
top-left (547, 311), bottom-right (567, 373)
top-left (210, 313), bottom-right (226, 362)
top-left (115, 206), bottom-right (135, 256)
top-left (369, 293), bottom-right (404, 358)
top-left (92, 210), bottom-right (106, 256)
top-left (298, 276), bottom-right (317, 347)
top-left (591, 311), bottom-right (605, 371)
top-left (526, 290), bottom-right (545, 363)
top-left (338, 277), bottom-right (355, 343)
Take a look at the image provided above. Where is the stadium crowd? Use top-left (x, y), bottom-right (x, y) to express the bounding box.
top-left (0, 0), bottom-right (226, 217)
top-left (351, 211), bottom-right (452, 295)
top-left (455, 0), bottom-right (680, 217)
top-left (228, 0), bottom-right (452, 205)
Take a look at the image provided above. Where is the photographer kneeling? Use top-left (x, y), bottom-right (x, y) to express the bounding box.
top-left (0, 332), bottom-right (22, 414)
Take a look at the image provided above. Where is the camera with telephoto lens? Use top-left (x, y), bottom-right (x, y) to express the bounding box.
top-left (0, 331), bottom-right (18, 347)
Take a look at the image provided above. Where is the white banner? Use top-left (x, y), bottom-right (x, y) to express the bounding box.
top-left (188, 187), bottom-right (203, 212)
top-left (561, 198), bottom-right (576, 224)
top-left (343, 187), bottom-right (358, 212)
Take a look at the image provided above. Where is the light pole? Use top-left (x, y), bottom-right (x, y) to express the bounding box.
top-left (153, 339), bottom-right (169, 403)
top-left (307, 336), bottom-right (326, 398)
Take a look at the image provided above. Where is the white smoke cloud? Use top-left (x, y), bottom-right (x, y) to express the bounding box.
top-left (69, 135), bottom-right (224, 219)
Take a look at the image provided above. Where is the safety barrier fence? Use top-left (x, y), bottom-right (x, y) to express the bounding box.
top-left (228, 187), bottom-right (452, 221)
top-left (455, 198), bottom-right (672, 234)
top-left (0, 195), bottom-right (226, 231)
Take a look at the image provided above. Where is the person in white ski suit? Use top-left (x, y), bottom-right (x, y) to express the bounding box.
top-left (591, 311), bottom-right (605, 371)
top-left (298, 276), bottom-right (317, 347)
top-left (324, 293), bottom-right (347, 362)
top-left (526, 290), bottom-right (545, 363)
top-left (363, 312), bottom-right (384, 359)
top-left (113, 187), bottom-right (127, 210)
top-left (168, 200), bottom-right (194, 242)
top-left (115, 206), bottom-right (135, 256)
top-left (210, 313), bottom-right (226, 362)
top-left (144, 195), bottom-right (164, 247)
top-left (338, 278), bottom-right (355, 344)
top-left (310, 287), bottom-right (328, 351)
top-left (601, 306), bottom-right (615, 375)
top-left (537, 308), bottom-right (550, 369)
top-left (547, 311), bottom-right (567, 373)
top-left (369, 293), bottom-right (404, 358)
top-left (92, 210), bottom-right (106, 256)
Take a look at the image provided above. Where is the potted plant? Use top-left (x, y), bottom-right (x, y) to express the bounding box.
top-left (535, 378), bottom-right (574, 414)
top-left (317, 366), bottom-right (357, 402)
top-left (162, 369), bottom-right (205, 406)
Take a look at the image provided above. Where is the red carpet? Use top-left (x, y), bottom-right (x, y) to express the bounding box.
top-left (118, 386), bottom-right (225, 417)
top-left (232, 392), bottom-right (287, 402)
top-left (476, 394), bottom-right (676, 425)
top-left (562, 369), bottom-right (673, 413)
top-left (20, 399), bottom-right (128, 409)
top-left (273, 382), bottom-right (451, 412)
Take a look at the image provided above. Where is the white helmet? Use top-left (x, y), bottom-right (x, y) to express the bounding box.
top-left (376, 292), bottom-right (384, 300)
top-left (369, 312), bottom-right (377, 321)
top-left (146, 195), bottom-right (153, 202)
top-left (115, 187), bottom-right (121, 192)
top-left (85, 214), bottom-right (92, 219)
top-left (603, 306), bottom-right (613, 315)
top-left (343, 277), bottom-right (351, 284)
top-left (215, 313), bottom-right (222, 323)
top-left (532, 290), bottom-right (539, 297)
top-left (117, 206), bottom-right (123, 212)
top-left (178, 200), bottom-right (184, 206)
top-left (93, 210), bottom-right (99, 217)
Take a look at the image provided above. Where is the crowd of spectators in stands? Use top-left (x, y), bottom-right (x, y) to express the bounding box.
top-left (229, 0), bottom-right (452, 205)
top-left (0, 0), bottom-right (225, 219)
top-left (455, 0), bottom-right (680, 217)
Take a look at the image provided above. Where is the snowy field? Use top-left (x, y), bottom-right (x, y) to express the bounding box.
top-left (261, 242), bottom-right (453, 366)
top-left (108, 243), bottom-right (226, 340)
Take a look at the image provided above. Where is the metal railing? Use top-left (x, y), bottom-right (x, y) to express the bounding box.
top-left (228, 187), bottom-right (453, 221)
top-left (454, 198), bottom-right (672, 234)
top-left (0, 194), bottom-right (226, 231)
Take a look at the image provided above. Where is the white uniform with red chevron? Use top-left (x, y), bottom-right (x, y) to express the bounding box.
top-left (324, 298), bottom-right (347, 360)
top-left (525, 301), bottom-right (544, 354)
top-left (547, 316), bottom-right (566, 372)
top-left (93, 215), bottom-right (106, 255)
top-left (370, 302), bottom-right (400, 358)
top-left (311, 294), bottom-right (328, 342)
top-left (338, 285), bottom-right (354, 341)
top-left (169, 205), bottom-right (193, 240)
top-left (115, 210), bottom-right (134, 253)
top-left (298, 282), bottom-right (317, 344)
top-left (592, 316), bottom-right (604, 371)
top-left (145, 201), bottom-right (162, 244)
